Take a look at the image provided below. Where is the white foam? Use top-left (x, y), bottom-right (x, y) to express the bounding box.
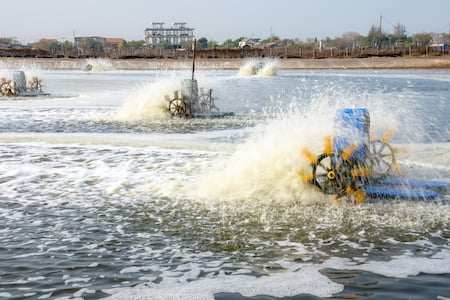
top-left (103, 248), bottom-right (450, 299)
top-left (0, 293), bottom-right (13, 298)
top-left (105, 264), bottom-right (343, 299)
top-left (326, 248), bottom-right (450, 278)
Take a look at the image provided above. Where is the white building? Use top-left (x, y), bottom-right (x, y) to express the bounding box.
top-left (144, 22), bottom-right (194, 49)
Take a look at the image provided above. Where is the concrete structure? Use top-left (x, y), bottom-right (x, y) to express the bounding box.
top-left (144, 22), bottom-right (194, 49)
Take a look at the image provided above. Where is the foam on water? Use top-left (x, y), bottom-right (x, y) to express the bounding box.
top-left (1, 139), bottom-right (449, 300)
top-left (1, 69), bottom-right (449, 299)
top-left (105, 247), bottom-right (450, 299)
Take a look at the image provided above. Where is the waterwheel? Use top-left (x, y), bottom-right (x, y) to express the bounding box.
top-left (29, 77), bottom-right (42, 92)
top-left (0, 79), bottom-right (13, 96)
top-left (167, 91), bottom-right (191, 117)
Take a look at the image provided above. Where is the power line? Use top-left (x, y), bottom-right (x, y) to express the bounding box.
top-left (381, 14), bottom-right (396, 29)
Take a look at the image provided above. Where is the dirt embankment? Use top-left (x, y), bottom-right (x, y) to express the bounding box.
top-left (1, 56), bottom-right (450, 70)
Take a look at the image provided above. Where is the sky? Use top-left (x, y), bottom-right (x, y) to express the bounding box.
top-left (1, 0), bottom-right (449, 44)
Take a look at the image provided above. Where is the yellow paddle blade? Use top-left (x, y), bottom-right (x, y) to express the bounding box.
top-left (353, 189), bottom-right (366, 205)
top-left (302, 148), bottom-right (317, 164)
top-left (331, 194), bottom-right (340, 203)
top-left (391, 161), bottom-right (400, 173)
top-left (346, 186), bottom-right (354, 195)
top-left (323, 135), bottom-right (333, 155)
top-left (351, 166), bottom-right (371, 177)
top-left (346, 187), bottom-right (366, 205)
top-left (381, 129), bottom-right (395, 143)
top-left (298, 170), bottom-right (314, 183)
top-left (393, 146), bottom-right (408, 154)
top-left (341, 144), bottom-right (356, 161)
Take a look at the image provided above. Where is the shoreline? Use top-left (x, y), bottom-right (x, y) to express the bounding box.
top-left (1, 56), bottom-right (450, 70)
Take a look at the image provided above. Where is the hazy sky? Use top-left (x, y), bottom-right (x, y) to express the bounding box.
top-left (2, 0), bottom-right (449, 43)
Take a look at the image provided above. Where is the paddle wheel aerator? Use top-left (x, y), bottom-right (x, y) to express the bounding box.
top-left (301, 108), bottom-right (449, 204)
top-left (165, 39), bottom-right (233, 119)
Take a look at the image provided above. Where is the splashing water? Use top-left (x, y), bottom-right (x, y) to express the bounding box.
top-left (113, 77), bottom-right (181, 121)
top-left (237, 59), bottom-right (259, 76)
top-left (237, 59), bottom-right (278, 77)
top-left (83, 58), bottom-right (114, 72)
top-left (258, 59), bottom-right (278, 76)
top-left (190, 85), bottom-right (430, 207)
top-left (192, 100), bottom-right (338, 205)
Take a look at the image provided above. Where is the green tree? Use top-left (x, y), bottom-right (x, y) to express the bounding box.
top-left (33, 39), bottom-right (62, 52)
top-left (0, 37), bottom-right (18, 45)
top-left (366, 25), bottom-right (388, 47)
top-left (198, 37), bottom-right (208, 49)
top-left (119, 39), bottom-right (128, 50)
top-left (221, 39), bottom-right (237, 48)
top-left (127, 40), bottom-right (145, 49)
top-left (339, 32), bottom-right (365, 49)
top-left (207, 40), bottom-right (218, 49)
top-left (393, 23), bottom-right (407, 40)
top-left (180, 40), bottom-right (193, 49)
top-left (62, 40), bottom-right (73, 52)
top-left (262, 35), bottom-right (279, 44)
top-left (412, 33), bottom-right (433, 46)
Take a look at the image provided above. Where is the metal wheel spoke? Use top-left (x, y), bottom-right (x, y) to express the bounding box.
top-left (312, 152), bottom-right (354, 196)
top-left (369, 140), bottom-right (395, 176)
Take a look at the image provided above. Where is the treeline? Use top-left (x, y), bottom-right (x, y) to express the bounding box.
top-left (0, 26), bottom-right (448, 59)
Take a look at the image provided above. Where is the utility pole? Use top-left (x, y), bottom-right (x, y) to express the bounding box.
top-left (379, 13), bottom-right (382, 48)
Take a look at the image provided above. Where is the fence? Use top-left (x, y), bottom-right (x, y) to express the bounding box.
top-left (0, 45), bottom-right (446, 59)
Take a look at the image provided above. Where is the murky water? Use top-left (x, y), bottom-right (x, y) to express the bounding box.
top-left (0, 65), bottom-right (449, 299)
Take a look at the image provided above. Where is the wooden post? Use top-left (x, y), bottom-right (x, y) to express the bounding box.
top-left (192, 39), bottom-right (196, 81)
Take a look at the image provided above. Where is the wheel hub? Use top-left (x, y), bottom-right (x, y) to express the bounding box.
top-left (327, 171), bottom-right (336, 180)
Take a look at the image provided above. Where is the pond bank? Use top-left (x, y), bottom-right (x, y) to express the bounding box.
top-left (1, 56), bottom-right (450, 70)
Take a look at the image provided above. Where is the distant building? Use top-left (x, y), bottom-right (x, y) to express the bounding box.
top-left (238, 38), bottom-right (257, 49)
top-left (106, 38), bottom-right (124, 50)
top-left (74, 36), bottom-right (106, 51)
top-left (429, 43), bottom-right (448, 53)
top-left (144, 22), bottom-right (194, 49)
